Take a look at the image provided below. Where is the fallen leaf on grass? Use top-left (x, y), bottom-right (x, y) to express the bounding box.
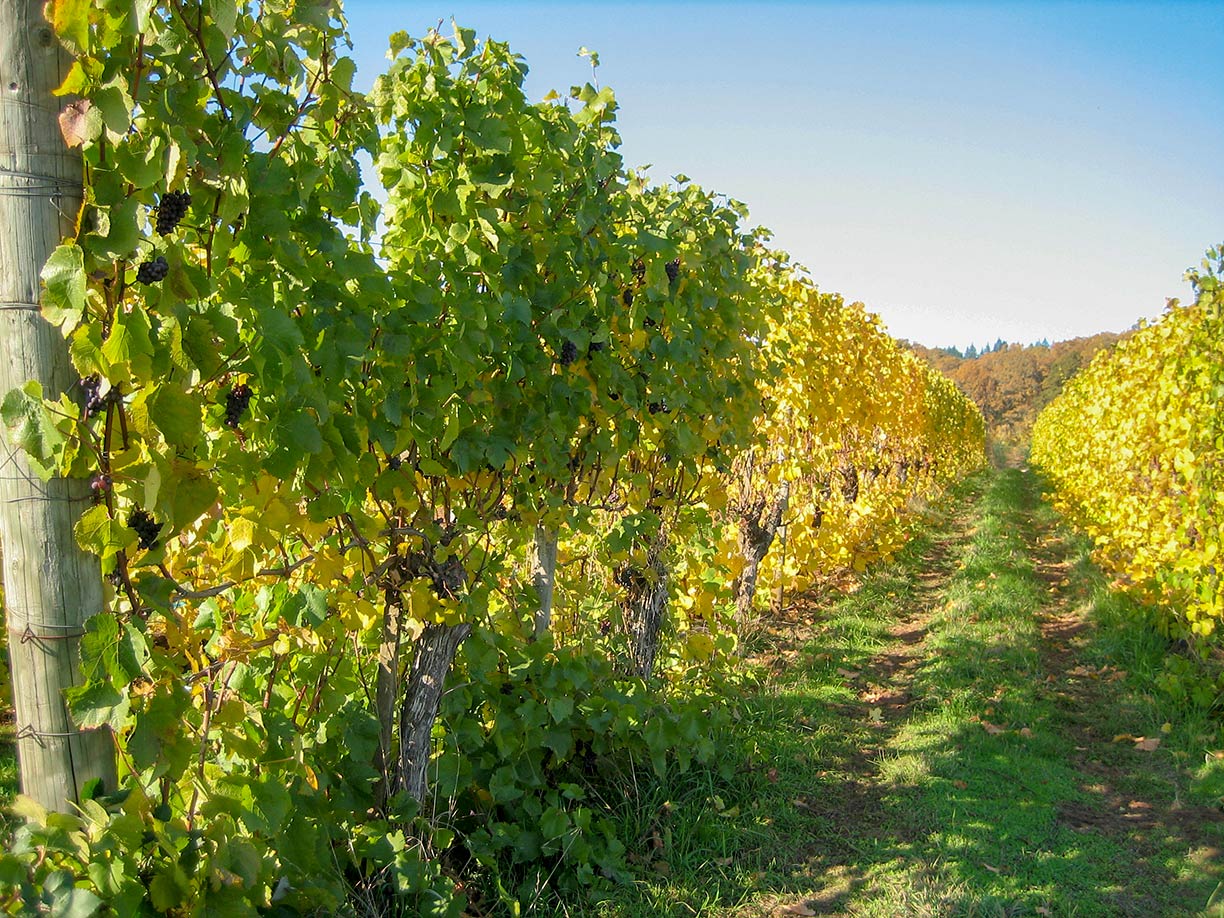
top-left (713, 856), bottom-right (733, 867)
top-left (1036, 907), bottom-right (1053, 916)
top-left (1134, 737), bottom-right (1161, 752)
top-left (767, 767), bottom-right (779, 784)
top-left (1019, 727), bottom-right (1033, 738)
top-left (775, 904), bottom-right (816, 916)
top-left (868, 707), bottom-right (884, 724)
top-left (981, 721), bottom-right (1007, 735)
top-left (952, 780), bottom-right (968, 789)
top-left (983, 863), bottom-right (1003, 874)
top-left (836, 667), bottom-right (860, 679)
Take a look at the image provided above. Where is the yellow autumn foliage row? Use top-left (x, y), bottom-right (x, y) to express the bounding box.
top-left (1031, 246), bottom-right (1224, 636)
top-left (732, 262), bottom-right (987, 599)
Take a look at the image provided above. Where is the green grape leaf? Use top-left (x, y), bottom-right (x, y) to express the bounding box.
top-left (40, 244), bottom-right (86, 330)
top-left (64, 679), bottom-right (129, 731)
top-left (101, 307), bottom-right (154, 385)
top-left (149, 383), bottom-right (202, 450)
top-left (74, 504), bottom-right (134, 560)
top-left (1, 381), bottom-right (64, 479)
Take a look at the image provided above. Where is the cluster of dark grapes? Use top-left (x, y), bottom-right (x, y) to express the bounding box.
top-left (224, 383), bottom-right (253, 428)
top-left (80, 377), bottom-right (122, 418)
top-left (386, 454), bottom-right (403, 471)
top-left (558, 339), bottom-right (578, 366)
top-left (89, 472), bottom-right (112, 501)
top-left (614, 564), bottom-right (646, 592)
top-left (665, 258), bottom-right (681, 283)
top-left (155, 190), bottom-right (191, 236)
top-left (136, 256), bottom-right (169, 284)
top-left (587, 340), bottom-right (606, 357)
top-left (127, 508), bottom-right (163, 550)
top-left (80, 375), bottom-right (106, 416)
top-left (648, 400), bottom-right (670, 415)
top-left (622, 288), bottom-right (634, 307)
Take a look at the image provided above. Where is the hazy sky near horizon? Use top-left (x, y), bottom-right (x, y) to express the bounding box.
top-left (342, 1), bottom-right (1223, 350)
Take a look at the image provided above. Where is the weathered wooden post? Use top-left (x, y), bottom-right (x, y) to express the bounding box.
top-left (0, 0), bottom-right (116, 810)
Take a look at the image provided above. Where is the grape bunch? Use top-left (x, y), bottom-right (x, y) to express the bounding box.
top-left (587, 340), bottom-right (606, 357)
top-left (80, 375), bottom-right (105, 417)
top-left (155, 190), bottom-right (191, 236)
top-left (558, 339), bottom-right (578, 366)
top-left (224, 383), bottom-right (253, 428)
top-left (622, 288), bottom-right (634, 307)
top-left (136, 256), bottom-right (169, 284)
top-left (127, 508), bottom-right (163, 550)
top-left (89, 473), bottom-right (112, 500)
top-left (665, 258), bottom-right (681, 283)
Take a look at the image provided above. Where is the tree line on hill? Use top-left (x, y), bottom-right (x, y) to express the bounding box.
top-left (907, 332), bottom-right (1125, 442)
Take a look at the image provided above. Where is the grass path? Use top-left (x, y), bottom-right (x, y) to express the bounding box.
top-left (594, 467), bottom-right (1223, 917)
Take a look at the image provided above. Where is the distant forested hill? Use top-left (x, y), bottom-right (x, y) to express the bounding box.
top-left (907, 333), bottom-right (1125, 442)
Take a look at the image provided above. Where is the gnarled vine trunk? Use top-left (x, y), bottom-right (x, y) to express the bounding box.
top-left (622, 546), bottom-right (669, 681)
top-left (528, 524), bottom-right (559, 639)
top-left (374, 588), bottom-right (401, 810)
top-left (732, 481), bottom-right (789, 624)
top-left (397, 621), bottom-right (472, 806)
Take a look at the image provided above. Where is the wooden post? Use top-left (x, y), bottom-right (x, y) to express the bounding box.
top-left (0, 0), bottom-right (116, 809)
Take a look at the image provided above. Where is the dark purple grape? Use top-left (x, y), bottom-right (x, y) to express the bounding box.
top-left (224, 383), bottom-right (253, 428)
top-left (155, 190), bottom-right (191, 236)
top-left (559, 339), bottom-right (578, 366)
top-left (80, 376), bottom-right (105, 417)
top-left (127, 508), bottom-right (163, 550)
top-left (136, 256), bottom-right (169, 284)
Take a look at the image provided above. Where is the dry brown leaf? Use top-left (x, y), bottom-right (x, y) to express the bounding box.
top-left (983, 863), bottom-right (1002, 874)
top-left (1036, 907), bottom-right (1053, 916)
top-left (1134, 736), bottom-right (1161, 752)
top-left (714, 856), bottom-right (733, 867)
top-left (58, 99), bottom-right (95, 148)
top-left (836, 667), bottom-right (860, 678)
top-left (775, 904), bottom-right (816, 917)
top-left (1019, 727), bottom-right (1033, 738)
top-left (981, 721), bottom-right (1006, 735)
top-left (953, 779), bottom-right (968, 789)
top-left (767, 767), bottom-right (779, 784)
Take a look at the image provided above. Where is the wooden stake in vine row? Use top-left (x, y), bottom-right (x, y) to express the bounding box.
top-left (0, 0), bottom-right (115, 811)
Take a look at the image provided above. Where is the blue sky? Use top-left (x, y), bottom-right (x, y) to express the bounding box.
top-left (341, 2), bottom-right (1223, 350)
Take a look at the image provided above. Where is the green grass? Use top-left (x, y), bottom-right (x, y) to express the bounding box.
top-left (559, 467), bottom-right (1224, 917)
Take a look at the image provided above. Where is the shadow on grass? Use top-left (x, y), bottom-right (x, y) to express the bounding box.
top-left (585, 469), bottom-right (1223, 918)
